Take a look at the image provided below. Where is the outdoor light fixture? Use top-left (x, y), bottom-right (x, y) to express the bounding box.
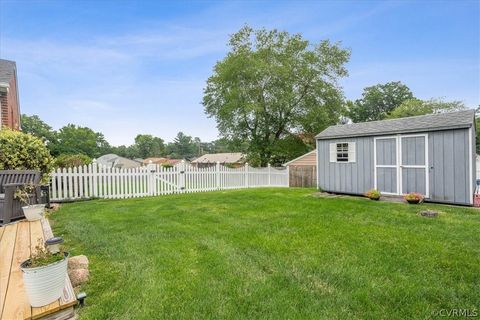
top-left (45, 237), bottom-right (64, 253)
top-left (77, 292), bottom-right (87, 307)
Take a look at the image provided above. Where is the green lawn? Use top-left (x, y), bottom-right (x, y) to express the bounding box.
top-left (50, 188), bottom-right (480, 319)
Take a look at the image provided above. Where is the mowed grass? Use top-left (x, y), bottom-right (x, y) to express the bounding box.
top-left (50, 188), bottom-right (480, 319)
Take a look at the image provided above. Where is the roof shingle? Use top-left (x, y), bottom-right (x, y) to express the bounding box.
top-left (0, 59), bottom-right (16, 85)
top-left (316, 110), bottom-right (475, 140)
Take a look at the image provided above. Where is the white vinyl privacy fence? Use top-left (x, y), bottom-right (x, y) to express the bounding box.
top-left (50, 161), bottom-right (289, 201)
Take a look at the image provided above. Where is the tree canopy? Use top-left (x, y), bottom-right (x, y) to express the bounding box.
top-left (388, 98), bottom-right (466, 119)
top-left (203, 25), bottom-right (350, 165)
top-left (131, 134), bottom-right (165, 159)
top-left (20, 113), bottom-right (234, 162)
top-left (51, 124), bottom-right (111, 158)
top-left (21, 114), bottom-right (57, 150)
top-left (348, 81), bottom-right (413, 122)
top-left (166, 132), bottom-right (199, 159)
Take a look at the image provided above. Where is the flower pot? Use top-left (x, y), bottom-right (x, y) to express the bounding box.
top-left (22, 204), bottom-right (45, 221)
top-left (406, 199), bottom-right (420, 204)
top-left (20, 252), bottom-right (69, 307)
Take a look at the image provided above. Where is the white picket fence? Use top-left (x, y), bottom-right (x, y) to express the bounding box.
top-left (49, 161), bottom-right (289, 201)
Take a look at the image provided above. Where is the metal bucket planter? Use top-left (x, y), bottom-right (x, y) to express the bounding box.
top-left (22, 204), bottom-right (45, 221)
top-left (406, 199), bottom-right (421, 204)
top-left (20, 252), bottom-right (69, 307)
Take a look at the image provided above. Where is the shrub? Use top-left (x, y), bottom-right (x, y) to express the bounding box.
top-left (23, 239), bottom-right (66, 268)
top-left (14, 183), bottom-right (38, 206)
top-left (404, 192), bottom-right (424, 203)
top-left (55, 154), bottom-right (92, 168)
top-left (364, 189), bottom-right (381, 200)
top-left (0, 128), bottom-right (54, 182)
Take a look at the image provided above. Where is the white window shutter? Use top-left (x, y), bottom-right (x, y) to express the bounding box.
top-left (329, 143), bottom-right (336, 162)
top-left (348, 142), bottom-right (356, 163)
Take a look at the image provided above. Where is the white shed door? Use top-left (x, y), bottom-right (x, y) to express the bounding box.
top-left (374, 137), bottom-right (398, 194)
top-left (374, 135), bottom-right (429, 196)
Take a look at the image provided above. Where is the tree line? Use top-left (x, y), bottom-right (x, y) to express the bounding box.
top-left (20, 114), bottom-right (235, 163)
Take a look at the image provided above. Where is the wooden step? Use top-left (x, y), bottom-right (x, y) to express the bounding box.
top-left (0, 219), bottom-right (77, 320)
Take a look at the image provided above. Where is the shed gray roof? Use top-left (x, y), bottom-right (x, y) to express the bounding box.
top-left (0, 59), bottom-right (16, 85)
top-left (316, 110), bottom-right (475, 140)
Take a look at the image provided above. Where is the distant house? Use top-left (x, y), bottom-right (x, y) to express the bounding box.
top-left (191, 153), bottom-right (246, 168)
top-left (0, 59), bottom-right (21, 130)
top-left (96, 154), bottom-right (142, 169)
top-left (143, 157), bottom-right (184, 166)
top-left (284, 150), bottom-right (317, 167)
top-left (284, 150), bottom-right (317, 187)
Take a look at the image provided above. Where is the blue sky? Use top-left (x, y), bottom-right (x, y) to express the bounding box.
top-left (0, 0), bottom-right (478, 146)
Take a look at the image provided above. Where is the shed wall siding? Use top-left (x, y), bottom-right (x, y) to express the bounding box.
top-left (428, 129), bottom-right (471, 204)
top-left (317, 137), bottom-right (374, 194)
top-left (318, 128), bottom-right (474, 205)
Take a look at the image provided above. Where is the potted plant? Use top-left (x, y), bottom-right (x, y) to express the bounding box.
top-left (364, 189), bottom-right (381, 200)
top-left (404, 192), bottom-right (424, 204)
top-left (14, 183), bottom-right (45, 221)
top-left (20, 239), bottom-right (69, 307)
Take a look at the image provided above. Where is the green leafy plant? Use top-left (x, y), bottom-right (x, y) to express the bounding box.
top-left (364, 189), bottom-right (381, 200)
top-left (54, 154), bottom-right (92, 168)
top-left (404, 192), bottom-right (424, 203)
top-left (0, 128), bottom-right (54, 183)
top-left (23, 239), bottom-right (66, 268)
top-left (14, 182), bottom-right (38, 206)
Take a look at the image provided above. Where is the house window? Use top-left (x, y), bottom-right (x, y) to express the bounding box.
top-left (336, 143), bottom-right (349, 162)
top-left (329, 142), bottom-right (356, 163)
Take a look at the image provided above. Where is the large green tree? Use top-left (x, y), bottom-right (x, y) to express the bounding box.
top-left (131, 134), bottom-right (165, 159)
top-left (51, 124), bottom-right (111, 158)
top-left (166, 132), bottom-right (198, 159)
top-left (348, 81), bottom-right (414, 122)
top-left (388, 98), bottom-right (466, 119)
top-left (21, 114), bottom-right (58, 151)
top-left (203, 25), bottom-right (349, 166)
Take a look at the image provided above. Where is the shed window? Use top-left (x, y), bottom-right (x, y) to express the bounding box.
top-left (336, 143), bottom-right (349, 162)
top-left (329, 142), bottom-right (356, 163)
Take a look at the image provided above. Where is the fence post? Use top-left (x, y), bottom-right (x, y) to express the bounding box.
top-left (92, 160), bottom-right (98, 198)
top-left (147, 160), bottom-right (156, 196)
top-left (268, 163), bottom-right (271, 186)
top-left (286, 165), bottom-right (290, 187)
top-left (245, 163), bottom-right (249, 188)
top-left (216, 161), bottom-right (220, 190)
top-left (179, 160), bottom-right (186, 193)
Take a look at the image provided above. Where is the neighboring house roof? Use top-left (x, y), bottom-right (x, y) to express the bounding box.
top-left (0, 59), bottom-right (16, 86)
top-left (284, 150), bottom-right (317, 166)
top-left (191, 152), bottom-right (245, 164)
top-left (96, 154), bottom-right (142, 169)
top-left (143, 157), bottom-right (183, 165)
top-left (143, 157), bottom-right (167, 164)
top-left (316, 110), bottom-right (476, 140)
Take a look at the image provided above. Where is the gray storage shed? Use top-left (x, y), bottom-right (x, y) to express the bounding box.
top-left (316, 110), bottom-right (476, 205)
